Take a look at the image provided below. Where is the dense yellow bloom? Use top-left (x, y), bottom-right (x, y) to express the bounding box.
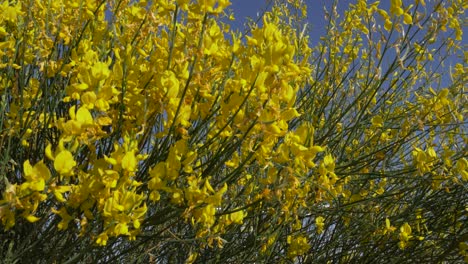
top-left (0, 0), bottom-right (465, 261)
top-left (0, 1), bottom-right (23, 23)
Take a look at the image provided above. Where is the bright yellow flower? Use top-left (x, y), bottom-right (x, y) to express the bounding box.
top-left (122, 151), bottom-right (137, 172)
top-left (23, 160), bottom-right (51, 191)
top-left (227, 210), bottom-right (245, 225)
top-left (96, 232), bottom-right (108, 246)
top-left (390, 0), bottom-right (404, 16)
top-left (54, 150), bottom-right (76, 176)
top-left (0, 1), bottom-right (23, 23)
top-left (76, 107), bottom-right (94, 126)
top-left (403, 13), bottom-right (413, 24)
top-left (25, 215), bottom-right (40, 223)
top-left (91, 61), bottom-right (111, 81)
top-left (398, 222), bottom-right (413, 249)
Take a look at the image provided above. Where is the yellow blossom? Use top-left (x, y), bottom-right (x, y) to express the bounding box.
top-left (54, 150), bottom-right (76, 176)
top-left (122, 151), bottom-right (137, 172)
top-left (316, 216), bottom-right (325, 234)
top-left (23, 160), bottom-right (51, 191)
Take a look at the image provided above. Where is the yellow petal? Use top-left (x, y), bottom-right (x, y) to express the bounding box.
top-left (54, 150), bottom-right (76, 176)
top-left (25, 215), bottom-right (40, 223)
top-left (76, 107), bottom-right (93, 125)
top-left (403, 13), bottom-right (413, 24)
top-left (30, 179), bottom-right (45, 191)
top-left (280, 108), bottom-right (300, 122)
top-left (68, 105), bottom-right (77, 120)
top-left (45, 144), bottom-right (55, 160)
top-left (121, 151), bottom-right (137, 172)
top-left (228, 210), bottom-right (245, 224)
top-left (96, 233), bottom-right (108, 246)
top-left (386, 218), bottom-right (391, 228)
top-left (34, 161), bottom-right (51, 181)
top-left (53, 191), bottom-right (66, 202)
top-left (23, 160), bottom-right (34, 181)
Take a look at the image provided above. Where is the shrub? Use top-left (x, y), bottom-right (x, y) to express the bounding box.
top-left (0, 0), bottom-right (466, 262)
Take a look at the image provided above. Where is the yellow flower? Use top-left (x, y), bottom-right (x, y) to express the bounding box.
top-left (91, 61), bottom-right (110, 81)
top-left (287, 235), bottom-right (310, 258)
top-left (45, 144), bottom-right (55, 161)
top-left (96, 232), bottom-right (109, 246)
top-left (456, 158), bottom-right (468, 181)
top-left (398, 222), bottom-right (413, 249)
top-left (371, 115), bottom-right (384, 128)
top-left (280, 108), bottom-right (301, 122)
top-left (25, 215), bottom-right (40, 223)
top-left (159, 70), bottom-right (179, 98)
top-left (390, 0), bottom-right (404, 16)
top-left (54, 150), bottom-right (76, 176)
top-left (1, 1), bottom-right (23, 23)
top-left (52, 207), bottom-right (73, 230)
top-left (384, 19), bottom-right (393, 31)
top-left (403, 13), bottom-right (413, 24)
top-left (227, 210), bottom-right (245, 225)
top-left (121, 151), bottom-right (137, 172)
top-left (50, 185), bottom-right (72, 203)
top-left (23, 160), bottom-right (51, 191)
top-left (383, 218), bottom-right (396, 235)
top-left (75, 107), bottom-right (94, 126)
top-left (316, 216), bottom-right (325, 234)
top-left (114, 222), bottom-right (130, 236)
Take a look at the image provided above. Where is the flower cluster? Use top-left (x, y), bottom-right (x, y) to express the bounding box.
top-left (0, 0), bottom-right (466, 262)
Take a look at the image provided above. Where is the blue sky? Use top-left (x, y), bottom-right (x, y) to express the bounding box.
top-left (229, 1), bottom-right (466, 45)
top-left (229, 0), bottom-right (334, 46)
top-left (229, 0), bottom-right (466, 87)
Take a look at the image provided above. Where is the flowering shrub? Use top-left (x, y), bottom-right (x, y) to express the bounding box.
top-left (0, 0), bottom-right (466, 262)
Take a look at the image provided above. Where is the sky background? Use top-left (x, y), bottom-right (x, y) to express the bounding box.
top-left (229, 0), bottom-right (341, 46)
top-left (228, 0), bottom-right (466, 87)
top-left (229, 0), bottom-right (466, 45)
